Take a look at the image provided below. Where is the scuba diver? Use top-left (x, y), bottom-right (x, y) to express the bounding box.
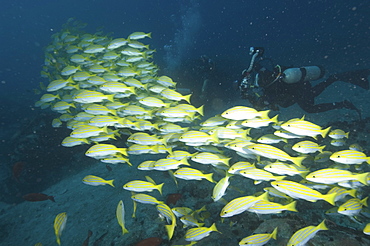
top-left (237, 47), bottom-right (370, 116)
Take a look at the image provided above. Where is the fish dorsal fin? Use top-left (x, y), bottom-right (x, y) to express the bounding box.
top-left (145, 175), bottom-right (156, 184)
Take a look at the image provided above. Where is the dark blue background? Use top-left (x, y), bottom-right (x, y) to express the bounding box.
top-left (0, 0), bottom-right (369, 95)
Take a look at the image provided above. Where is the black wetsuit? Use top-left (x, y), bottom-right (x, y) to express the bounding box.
top-left (246, 65), bottom-right (370, 113)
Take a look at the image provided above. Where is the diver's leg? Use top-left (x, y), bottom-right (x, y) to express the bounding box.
top-left (311, 69), bottom-right (370, 97)
top-left (298, 100), bottom-right (357, 113)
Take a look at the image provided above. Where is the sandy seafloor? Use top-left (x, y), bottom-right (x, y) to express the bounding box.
top-left (1, 81), bottom-right (370, 246)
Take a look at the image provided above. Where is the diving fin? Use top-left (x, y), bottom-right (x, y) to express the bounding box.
top-left (331, 69), bottom-right (370, 90)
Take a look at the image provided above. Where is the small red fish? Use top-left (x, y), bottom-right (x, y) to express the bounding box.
top-left (82, 230), bottom-right (93, 246)
top-left (135, 237), bottom-right (162, 246)
top-left (23, 193), bottom-right (55, 202)
top-left (12, 161), bottom-right (25, 182)
top-left (166, 193), bottom-right (182, 206)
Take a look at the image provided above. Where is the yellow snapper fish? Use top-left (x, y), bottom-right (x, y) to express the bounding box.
top-left (167, 150), bottom-right (196, 160)
top-left (330, 150), bottom-right (370, 165)
top-left (123, 176), bottom-right (164, 195)
top-left (240, 168), bottom-right (286, 185)
top-left (174, 167), bottom-right (215, 183)
top-left (271, 180), bottom-right (337, 205)
top-left (128, 31), bottom-right (152, 40)
top-left (82, 175), bottom-right (115, 187)
top-left (101, 154), bottom-right (132, 166)
top-left (85, 144), bottom-right (127, 159)
top-left (327, 187), bottom-right (356, 202)
top-left (176, 104), bottom-right (204, 116)
top-left (257, 134), bottom-right (287, 144)
top-left (160, 88), bottom-right (192, 103)
top-left (245, 143), bottom-right (306, 166)
top-left (139, 96), bottom-right (170, 108)
top-left (200, 115), bottom-right (228, 126)
top-left (248, 200), bottom-right (297, 214)
top-left (116, 200), bottom-right (129, 235)
top-left (305, 168), bottom-right (369, 185)
top-left (292, 140), bottom-right (325, 154)
top-left (314, 151), bottom-right (332, 163)
top-left (61, 136), bottom-right (89, 147)
top-left (221, 106), bottom-right (270, 121)
top-left (137, 160), bottom-right (156, 171)
top-left (241, 114), bottom-right (279, 128)
top-left (364, 223), bottom-right (370, 235)
top-left (54, 212), bottom-right (67, 246)
top-left (156, 75), bottom-right (177, 87)
top-left (280, 119), bottom-right (331, 138)
top-left (184, 223), bottom-right (220, 242)
top-left (61, 65), bottom-right (81, 76)
top-left (70, 125), bottom-right (108, 138)
top-left (73, 90), bottom-right (114, 104)
top-left (212, 172), bottom-right (232, 202)
top-left (208, 127), bottom-right (250, 140)
top-left (107, 38), bottom-right (127, 49)
top-left (287, 220), bottom-right (328, 246)
top-left (220, 192), bottom-right (269, 217)
top-left (264, 162), bottom-right (309, 177)
top-left (40, 93), bottom-right (61, 102)
top-left (47, 78), bottom-right (75, 92)
top-left (179, 130), bottom-right (219, 146)
top-left (52, 118), bottom-right (63, 128)
top-left (191, 152), bottom-right (230, 166)
top-left (330, 138), bottom-right (346, 147)
top-left (127, 132), bottom-right (166, 146)
top-left (228, 161), bottom-right (255, 174)
top-left (239, 227), bottom-right (278, 246)
top-left (131, 193), bottom-right (163, 205)
top-left (349, 143), bottom-right (364, 152)
top-left (180, 214), bottom-right (204, 228)
top-left (156, 203), bottom-right (176, 239)
top-left (328, 129), bottom-right (349, 139)
top-left (152, 157), bottom-right (190, 171)
top-left (99, 81), bottom-right (136, 94)
top-left (337, 197), bottom-right (368, 217)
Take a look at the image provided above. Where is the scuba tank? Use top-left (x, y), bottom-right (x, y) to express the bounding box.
top-left (282, 66), bottom-right (325, 84)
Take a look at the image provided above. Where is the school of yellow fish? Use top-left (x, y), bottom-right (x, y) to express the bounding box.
top-left (35, 20), bottom-right (370, 245)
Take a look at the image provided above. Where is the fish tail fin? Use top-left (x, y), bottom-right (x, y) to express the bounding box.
top-left (270, 227), bottom-right (278, 240)
top-left (361, 197), bottom-right (368, 207)
top-left (345, 131), bottom-right (350, 138)
top-left (180, 157), bottom-right (190, 166)
top-left (197, 105), bottom-right (204, 116)
top-left (56, 237), bottom-right (61, 246)
top-left (319, 145), bottom-right (326, 153)
top-left (366, 157), bottom-right (370, 164)
top-left (270, 114), bottom-right (279, 123)
top-left (210, 223), bottom-right (221, 233)
top-left (259, 110), bottom-right (270, 119)
top-left (348, 189), bottom-right (357, 198)
top-left (321, 126), bottom-right (332, 138)
top-left (107, 179), bottom-right (115, 187)
top-left (205, 173), bottom-right (216, 183)
top-left (106, 94), bottom-right (115, 102)
top-left (165, 224), bottom-right (175, 239)
top-left (357, 172), bottom-right (369, 185)
top-left (317, 220), bottom-right (328, 231)
top-left (323, 192), bottom-right (337, 206)
top-left (183, 94), bottom-right (192, 103)
top-left (292, 156), bottom-right (306, 166)
top-left (275, 175), bottom-right (286, 181)
top-left (284, 201), bottom-right (298, 212)
top-left (157, 183), bottom-right (164, 195)
top-left (49, 196), bottom-right (56, 202)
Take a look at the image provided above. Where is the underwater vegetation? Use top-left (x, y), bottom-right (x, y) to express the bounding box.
top-left (33, 19), bottom-right (370, 245)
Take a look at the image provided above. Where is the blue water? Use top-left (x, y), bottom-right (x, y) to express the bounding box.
top-left (0, 0), bottom-right (369, 245)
